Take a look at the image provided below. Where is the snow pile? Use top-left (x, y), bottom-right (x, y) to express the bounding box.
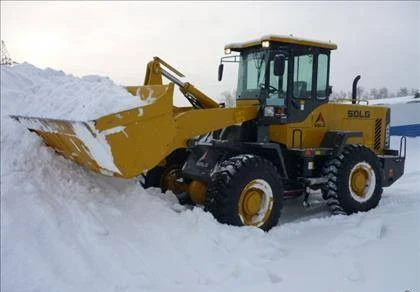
top-left (368, 95), bottom-right (418, 105)
top-left (1, 63), bottom-right (419, 292)
top-left (367, 95), bottom-right (420, 137)
top-left (1, 63), bottom-right (147, 120)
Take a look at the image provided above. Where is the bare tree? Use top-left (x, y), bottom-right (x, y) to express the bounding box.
top-left (357, 86), bottom-right (365, 99)
top-left (330, 87), bottom-right (418, 100)
top-left (410, 88), bottom-right (419, 96)
top-left (378, 87), bottom-right (389, 99)
top-left (370, 88), bottom-right (379, 99)
top-left (397, 87), bottom-right (409, 97)
top-left (329, 92), bottom-right (337, 100)
top-left (220, 90), bottom-right (236, 107)
top-left (329, 91), bottom-right (341, 100)
top-left (1, 40), bottom-right (17, 65)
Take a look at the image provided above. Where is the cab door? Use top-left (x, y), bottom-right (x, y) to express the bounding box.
top-left (286, 49), bottom-right (330, 124)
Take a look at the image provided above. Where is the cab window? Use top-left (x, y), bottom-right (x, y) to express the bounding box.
top-left (293, 54), bottom-right (313, 99)
top-left (317, 53), bottom-right (328, 99)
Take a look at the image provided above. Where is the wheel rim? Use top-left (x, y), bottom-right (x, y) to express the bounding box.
top-left (348, 162), bottom-right (376, 202)
top-left (238, 179), bottom-right (273, 227)
top-left (161, 168), bottom-right (186, 194)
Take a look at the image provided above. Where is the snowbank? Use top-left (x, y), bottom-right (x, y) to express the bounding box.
top-left (367, 95), bottom-right (419, 105)
top-left (0, 63), bottom-right (147, 120)
top-left (1, 63), bottom-right (419, 292)
top-left (368, 96), bottom-right (420, 136)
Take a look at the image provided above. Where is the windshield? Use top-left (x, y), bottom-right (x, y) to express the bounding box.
top-left (238, 51), bottom-right (265, 98)
top-left (236, 50), bottom-right (288, 106)
top-left (237, 51), bottom-right (266, 99)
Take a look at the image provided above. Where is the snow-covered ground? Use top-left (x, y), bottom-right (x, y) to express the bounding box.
top-left (1, 64), bottom-right (419, 292)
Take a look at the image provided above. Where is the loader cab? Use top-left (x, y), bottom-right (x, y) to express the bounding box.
top-left (221, 35), bottom-right (337, 123)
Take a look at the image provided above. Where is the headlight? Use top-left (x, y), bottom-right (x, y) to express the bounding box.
top-left (264, 106), bottom-right (274, 117)
top-left (224, 48), bottom-right (231, 55)
top-left (262, 40), bottom-right (270, 48)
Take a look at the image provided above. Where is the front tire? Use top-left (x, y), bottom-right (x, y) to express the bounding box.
top-left (140, 149), bottom-right (188, 194)
top-left (205, 155), bottom-right (283, 231)
top-left (322, 145), bottom-right (383, 215)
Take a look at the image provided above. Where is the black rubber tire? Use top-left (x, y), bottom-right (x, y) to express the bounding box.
top-left (141, 166), bottom-right (164, 189)
top-left (204, 154), bottom-right (283, 231)
top-left (140, 149), bottom-right (189, 191)
top-left (141, 164), bottom-right (193, 205)
top-left (322, 144), bottom-right (383, 215)
top-left (219, 125), bottom-right (242, 141)
top-left (141, 164), bottom-right (184, 192)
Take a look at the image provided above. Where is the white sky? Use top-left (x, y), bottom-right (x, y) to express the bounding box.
top-left (1, 1), bottom-right (419, 103)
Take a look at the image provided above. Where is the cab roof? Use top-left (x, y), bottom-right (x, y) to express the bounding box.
top-left (225, 35), bottom-right (338, 51)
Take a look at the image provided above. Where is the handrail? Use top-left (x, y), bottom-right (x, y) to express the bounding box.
top-left (399, 136), bottom-right (407, 158)
top-left (292, 129), bottom-right (303, 149)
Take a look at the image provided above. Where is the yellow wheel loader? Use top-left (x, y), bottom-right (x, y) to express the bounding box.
top-left (13, 35), bottom-right (406, 231)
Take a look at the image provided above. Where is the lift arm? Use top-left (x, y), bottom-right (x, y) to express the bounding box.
top-left (144, 57), bottom-right (219, 109)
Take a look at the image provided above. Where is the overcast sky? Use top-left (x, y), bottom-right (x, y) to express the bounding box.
top-left (1, 1), bottom-right (419, 103)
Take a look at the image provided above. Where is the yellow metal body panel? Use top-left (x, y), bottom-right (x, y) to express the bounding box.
top-left (269, 103), bottom-right (388, 153)
top-left (143, 59), bottom-right (163, 85)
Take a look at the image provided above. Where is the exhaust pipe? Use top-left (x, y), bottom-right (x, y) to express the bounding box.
top-left (352, 75), bottom-right (361, 104)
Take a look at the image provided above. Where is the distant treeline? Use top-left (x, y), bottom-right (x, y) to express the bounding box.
top-left (220, 87), bottom-right (420, 103)
top-left (330, 87), bottom-right (420, 100)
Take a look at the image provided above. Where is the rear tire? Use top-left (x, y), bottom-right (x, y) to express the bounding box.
top-left (205, 154), bottom-right (283, 231)
top-left (322, 145), bottom-right (383, 215)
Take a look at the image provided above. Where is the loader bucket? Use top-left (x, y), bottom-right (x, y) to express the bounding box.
top-left (12, 84), bottom-right (179, 178)
top-left (12, 83), bottom-right (259, 179)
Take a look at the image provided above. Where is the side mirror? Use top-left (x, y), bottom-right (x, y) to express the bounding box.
top-left (218, 63), bottom-right (224, 81)
top-left (327, 85), bottom-right (333, 97)
top-left (273, 54), bottom-right (286, 76)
